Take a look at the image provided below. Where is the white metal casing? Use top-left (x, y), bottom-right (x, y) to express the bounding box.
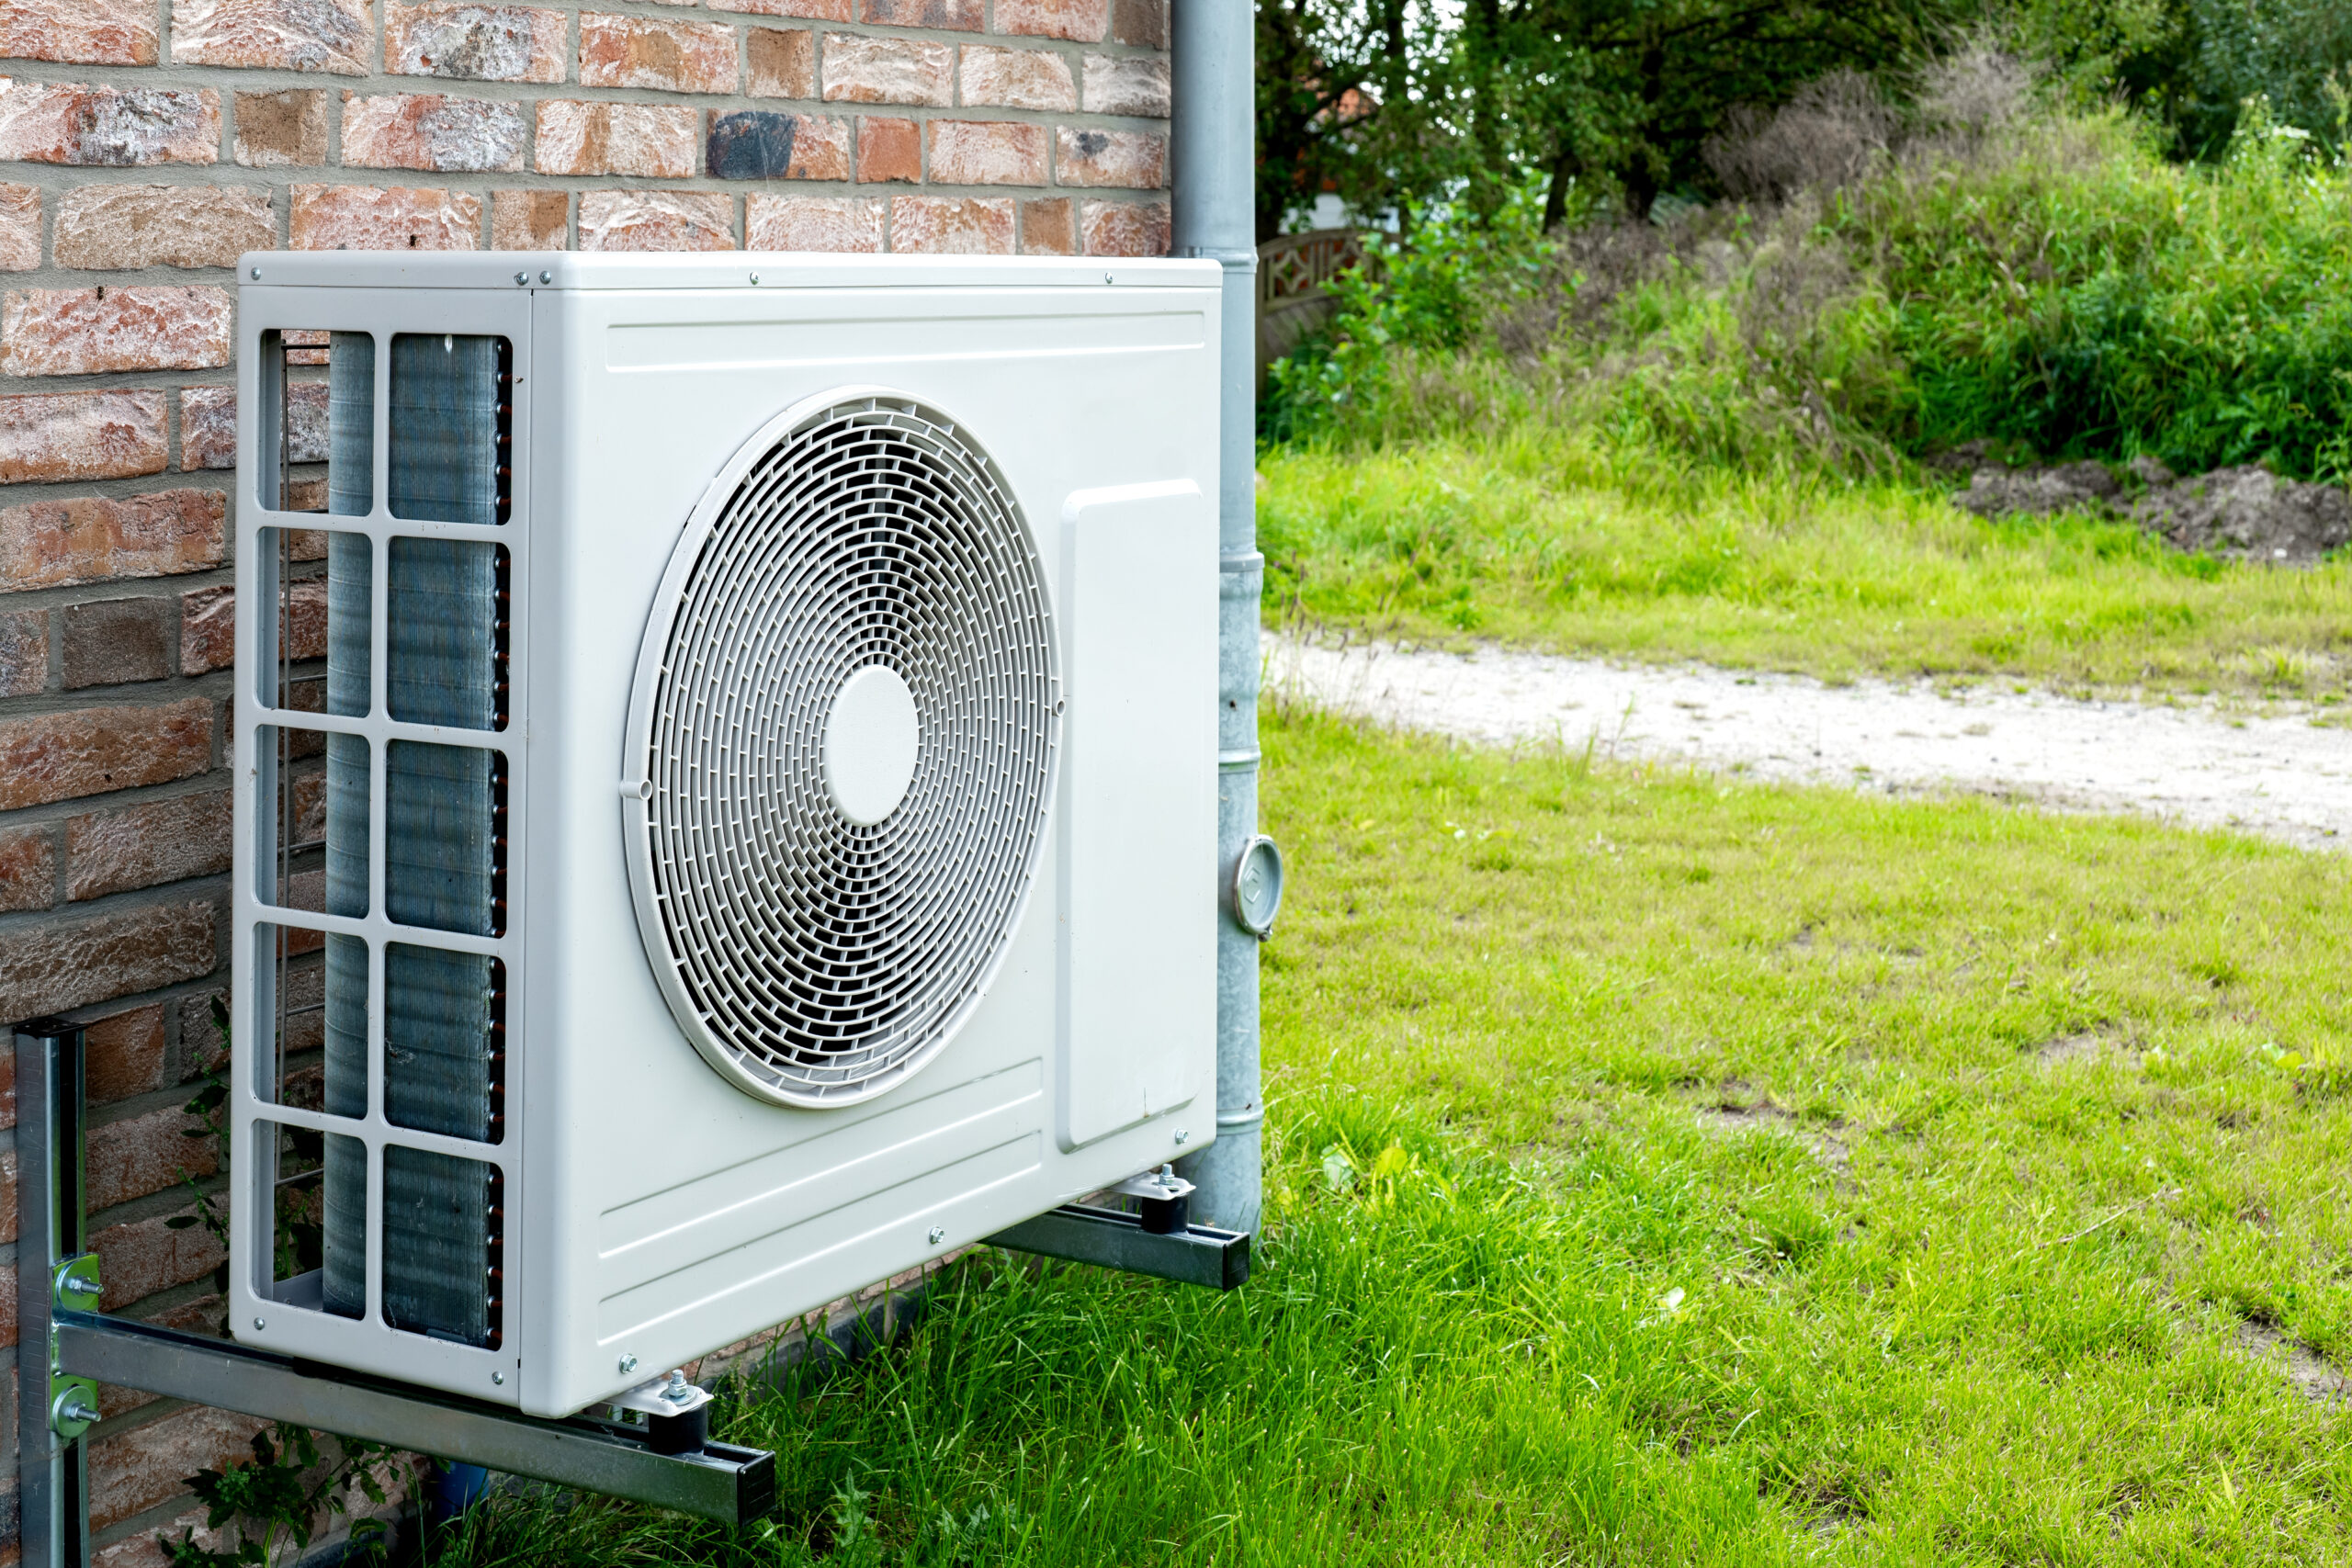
top-left (230, 252), bottom-right (1221, 1416)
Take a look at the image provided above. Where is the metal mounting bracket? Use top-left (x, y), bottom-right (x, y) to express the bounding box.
top-left (987, 1201), bottom-right (1250, 1291)
top-left (11, 1021), bottom-right (778, 1568)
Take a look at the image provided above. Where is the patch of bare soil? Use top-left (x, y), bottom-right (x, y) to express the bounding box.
top-left (1694, 1095), bottom-right (1853, 1189)
top-left (2237, 1319), bottom-right (2352, 1405)
top-left (1951, 454), bottom-right (2352, 566)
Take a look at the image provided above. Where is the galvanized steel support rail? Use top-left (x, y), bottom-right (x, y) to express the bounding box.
top-left (988, 1204), bottom-right (1250, 1291)
top-left (11, 1021), bottom-right (778, 1568)
top-left (1171, 0), bottom-right (1265, 1237)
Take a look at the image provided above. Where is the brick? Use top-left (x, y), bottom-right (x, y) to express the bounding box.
top-left (535, 100), bottom-right (697, 177)
top-left (178, 989), bottom-right (228, 1071)
top-left (746, 25), bottom-right (814, 98)
top-left (1080, 196), bottom-right (1167, 255)
top-left (386, 2), bottom-right (567, 83)
top-left (85, 1002), bottom-right (167, 1103)
top-left (0, 1262), bottom-right (13, 1344)
top-left (1020, 193), bottom-right (1072, 254)
top-left (1110, 0), bottom-right (1163, 48)
top-left (707, 109), bottom-right (847, 179)
top-left (0, 83), bottom-right (220, 166)
top-left (0, 900), bottom-right (218, 1021)
top-left (0, 0), bottom-right (160, 64)
top-left (0, 391), bottom-right (168, 484)
top-left (856, 115), bottom-right (917, 182)
top-left (889, 194), bottom-right (1011, 254)
top-left (580, 14), bottom-right (739, 96)
top-left (928, 119), bottom-right (1046, 185)
top-left (710, 0), bottom-right (848, 17)
top-left (0, 824), bottom-right (55, 912)
top-left (1081, 51), bottom-right (1167, 117)
top-left (69, 792), bottom-right (235, 901)
top-left (959, 45), bottom-right (1074, 111)
top-left (53, 186), bottom-right (275, 270)
top-left (1, 488), bottom-right (224, 590)
top-left (0, 180), bottom-right (35, 267)
top-left (342, 91), bottom-right (527, 173)
top-left (579, 188), bottom-right (734, 251)
top-left (0, 698), bottom-right (213, 811)
top-left (746, 193), bottom-right (879, 252)
top-left (170, 0), bottom-right (371, 74)
top-left (492, 187), bottom-right (567, 248)
top-left (1056, 125), bottom-right (1161, 187)
top-left (90, 1404), bottom-right (262, 1529)
top-left (290, 183), bottom-right (482, 250)
top-left (859, 0), bottom-right (978, 28)
top-left (235, 87), bottom-right (329, 166)
top-left (178, 385), bottom-right (232, 469)
top-left (88, 1100), bottom-right (218, 1212)
top-left (0, 604), bottom-right (44, 693)
top-left (179, 582), bottom-right (232, 674)
top-left (822, 33), bottom-right (951, 106)
top-left (997, 0), bottom-right (1105, 42)
top-left (62, 594), bottom-right (172, 688)
top-left (1, 287), bottom-right (234, 376)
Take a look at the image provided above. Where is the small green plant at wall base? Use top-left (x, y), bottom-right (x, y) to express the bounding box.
top-left (160, 1424), bottom-right (392, 1568)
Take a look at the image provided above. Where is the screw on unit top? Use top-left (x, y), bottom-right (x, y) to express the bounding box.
top-left (514, 271), bottom-right (527, 286)
top-left (540, 269), bottom-right (553, 284)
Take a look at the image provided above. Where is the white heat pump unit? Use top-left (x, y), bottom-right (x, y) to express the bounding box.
top-left (230, 253), bottom-right (1221, 1417)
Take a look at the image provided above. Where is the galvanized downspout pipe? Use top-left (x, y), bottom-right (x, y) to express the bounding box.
top-left (1171, 0), bottom-right (1264, 1235)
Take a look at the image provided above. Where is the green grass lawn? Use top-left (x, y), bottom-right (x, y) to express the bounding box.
top-left (1259, 436), bottom-right (2352, 705)
top-left (415, 710), bottom-right (2352, 1566)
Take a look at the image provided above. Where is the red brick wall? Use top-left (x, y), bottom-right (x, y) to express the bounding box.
top-left (0, 1), bottom-right (1170, 1560)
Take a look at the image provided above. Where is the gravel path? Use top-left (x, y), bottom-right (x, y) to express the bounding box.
top-left (1271, 635), bottom-right (2352, 851)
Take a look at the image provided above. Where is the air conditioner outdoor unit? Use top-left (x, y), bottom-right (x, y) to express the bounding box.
top-left (229, 252), bottom-right (1222, 1419)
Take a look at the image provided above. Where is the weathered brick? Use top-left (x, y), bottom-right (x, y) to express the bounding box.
top-left (746, 25), bottom-right (814, 98)
top-left (890, 194), bottom-right (1011, 254)
top-left (177, 988), bottom-right (228, 1072)
top-left (85, 1002), bottom-right (167, 1104)
top-left (492, 187), bottom-right (567, 248)
top-left (856, 115), bottom-right (917, 182)
top-left (579, 188), bottom-right (734, 251)
top-left (1081, 51), bottom-right (1167, 117)
top-left (179, 582), bottom-right (232, 674)
top-left (87, 1100), bottom-right (218, 1212)
top-left (342, 91), bottom-right (526, 173)
top-left (0, 899), bottom-right (218, 1021)
top-left (580, 14), bottom-right (739, 96)
top-left (997, 0), bottom-right (1105, 43)
top-left (290, 184), bottom-right (482, 250)
top-left (0, 824), bottom-right (56, 913)
top-left (822, 33), bottom-right (951, 106)
top-left (959, 45), bottom-right (1074, 111)
top-left (928, 119), bottom-right (1046, 185)
top-left (0, 1053), bottom-right (15, 1127)
top-left (0, 391), bottom-right (169, 484)
top-left (234, 87), bottom-right (329, 166)
top-left (1, 488), bottom-right (224, 590)
top-left (535, 100), bottom-right (697, 177)
top-left (860, 0), bottom-right (978, 28)
top-left (0, 0), bottom-right (161, 65)
top-left (0, 604), bottom-right (45, 694)
top-left (0, 1261), bottom-right (14, 1343)
top-left (1111, 0), bottom-right (1164, 48)
top-left (1020, 193), bottom-right (1072, 254)
top-left (1056, 125), bottom-right (1161, 187)
top-left (746, 193), bottom-right (879, 251)
top-left (53, 186), bottom-right (275, 270)
top-left (0, 83), bottom-right (220, 166)
top-left (0, 180), bottom-right (36, 268)
top-left (1, 288), bottom-right (234, 376)
top-left (90, 1404), bottom-right (261, 1529)
top-left (1080, 196), bottom-right (1167, 256)
top-left (62, 594), bottom-right (172, 688)
top-left (170, 0), bottom-right (371, 74)
top-left (386, 2), bottom-right (567, 83)
top-left (0, 699), bottom-right (213, 811)
top-left (69, 792), bottom-right (234, 902)
top-left (707, 110), bottom-right (847, 179)
top-left (709, 0), bottom-right (848, 18)
top-left (178, 385), bottom-right (232, 470)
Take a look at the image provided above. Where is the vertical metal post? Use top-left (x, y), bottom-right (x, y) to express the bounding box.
top-left (15, 1019), bottom-right (91, 1568)
top-left (1170, 0), bottom-right (1263, 1235)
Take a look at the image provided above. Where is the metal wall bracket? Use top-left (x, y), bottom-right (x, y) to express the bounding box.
top-left (11, 1021), bottom-right (779, 1568)
top-left (987, 1202), bottom-right (1250, 1291)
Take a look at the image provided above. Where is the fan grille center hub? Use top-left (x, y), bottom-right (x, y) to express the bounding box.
top-left (822, 664), bottom-right (920, 827)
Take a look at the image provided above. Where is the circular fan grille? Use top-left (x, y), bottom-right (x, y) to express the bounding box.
top-left (630, 394), bottom-right (1057, 1107)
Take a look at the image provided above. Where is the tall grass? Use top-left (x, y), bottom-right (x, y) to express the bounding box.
top-left (1272, 61), bottom-right (2352, 486)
